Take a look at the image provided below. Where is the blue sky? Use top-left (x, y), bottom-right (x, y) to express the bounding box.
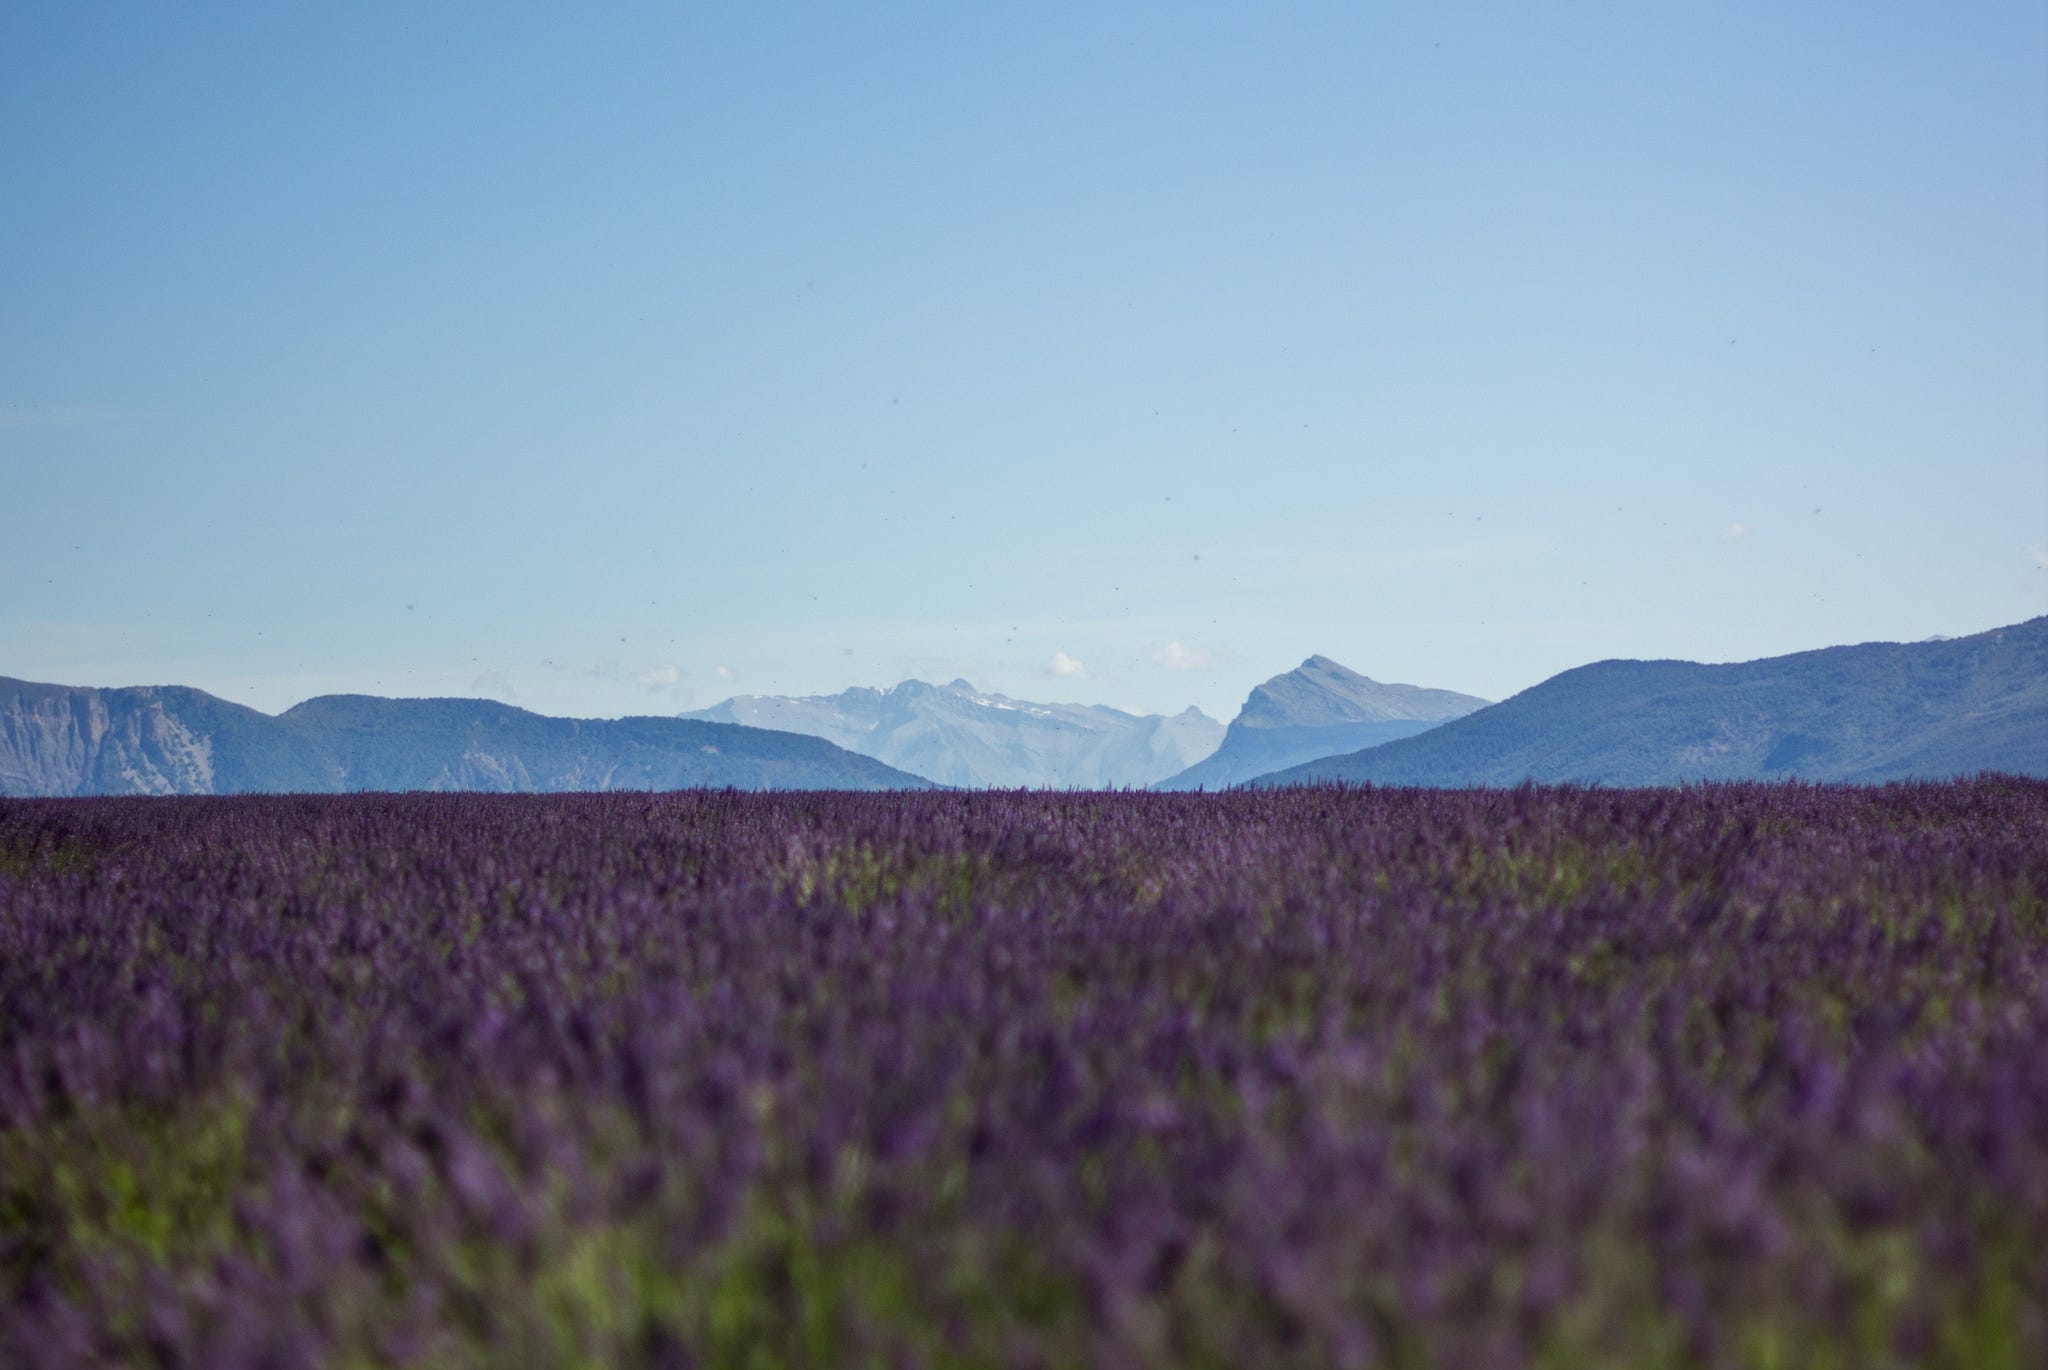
top-left (5, 2), bottom-right (2044, 723)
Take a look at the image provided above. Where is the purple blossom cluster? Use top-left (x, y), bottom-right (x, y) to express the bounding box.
top-left (2, 780), bottom-right (2045, 1368)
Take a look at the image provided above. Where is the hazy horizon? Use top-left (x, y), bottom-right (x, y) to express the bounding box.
top-left (15, 614), bottom-right (2048, 731)
top-left (6, 4), bottom-right (2044, 724)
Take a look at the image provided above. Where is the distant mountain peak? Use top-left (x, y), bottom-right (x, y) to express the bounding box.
top-left (683, 678), bottom-right (1223, 788)
top-left (1154, 658), bottom-right (1489, 790)
top-left (1239, 655), bottom-right (1487, 730)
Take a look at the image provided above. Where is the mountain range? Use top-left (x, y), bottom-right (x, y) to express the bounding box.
top-left (9, 618), bottom-right (2042, 797)
top-left (1256, 617), bottom-right (2048, 787)
top-left (0, 679), bottom-right (930, 796)
top-left (1153, 655), bottom-right (1489, 789)
top-left (683, 679), bottom-right (1223, 789)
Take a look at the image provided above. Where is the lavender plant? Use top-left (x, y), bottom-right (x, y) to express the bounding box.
top-left (2, 780), bottom-right (2043, 1368)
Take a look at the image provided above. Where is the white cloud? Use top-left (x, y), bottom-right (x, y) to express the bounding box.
top-left (584, 657), bottom-right (620, 679)
top-left (1049, 651), bottom-right (1087, 678)
top-left (2026, 542), bottom-right (2048, 570)
top-left (715, 664), bottom-right (737, 682)
top-left (1721, 522), bottom-right (1752, 542)
top-left (636, 663), bottom-right (682, 689)
top-left (470, 669), bottom-right (517, 699)
top-left (1153, 639), bottom-right (1215, 670)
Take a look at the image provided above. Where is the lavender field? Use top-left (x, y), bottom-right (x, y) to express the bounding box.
top-left (2, 782), bottom-right (2044, 1368)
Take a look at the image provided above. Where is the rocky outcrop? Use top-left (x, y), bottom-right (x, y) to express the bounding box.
top-left (1, 681), bottom-right (218, 795)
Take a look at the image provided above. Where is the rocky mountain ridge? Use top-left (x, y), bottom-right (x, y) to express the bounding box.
top-left (684, 679), bottom-right (1223, 789)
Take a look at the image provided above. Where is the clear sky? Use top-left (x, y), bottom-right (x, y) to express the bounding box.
top-left (5, 3), bottom-right (2045, 724)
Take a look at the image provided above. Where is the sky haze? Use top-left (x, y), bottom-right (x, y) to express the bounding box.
top-left (5, 3), bottom-right (2044, 723)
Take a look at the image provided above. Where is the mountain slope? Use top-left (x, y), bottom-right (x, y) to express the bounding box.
top-left (684, 679), bottom-right (1223, 788)
top-left (0, 678), bottom-right (340, 795)
top-left (0, 678), bottom-right (930, 795)
top-left (1154, 656), bottom-right (1489, 790)
top-left (1255, 618), bottom-right (2048, 787)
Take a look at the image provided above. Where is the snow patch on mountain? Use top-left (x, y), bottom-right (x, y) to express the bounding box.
top-left (685, 679), bottom-right (1224, 788)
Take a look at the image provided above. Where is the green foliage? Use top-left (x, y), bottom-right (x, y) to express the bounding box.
top-left (0, 1095), bottom-right (251, 1288)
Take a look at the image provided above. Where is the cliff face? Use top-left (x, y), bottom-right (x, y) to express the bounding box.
top-left (0, 684), bottom-right (97, 795)
top-left (0, 682), bottom-right (217, 796)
